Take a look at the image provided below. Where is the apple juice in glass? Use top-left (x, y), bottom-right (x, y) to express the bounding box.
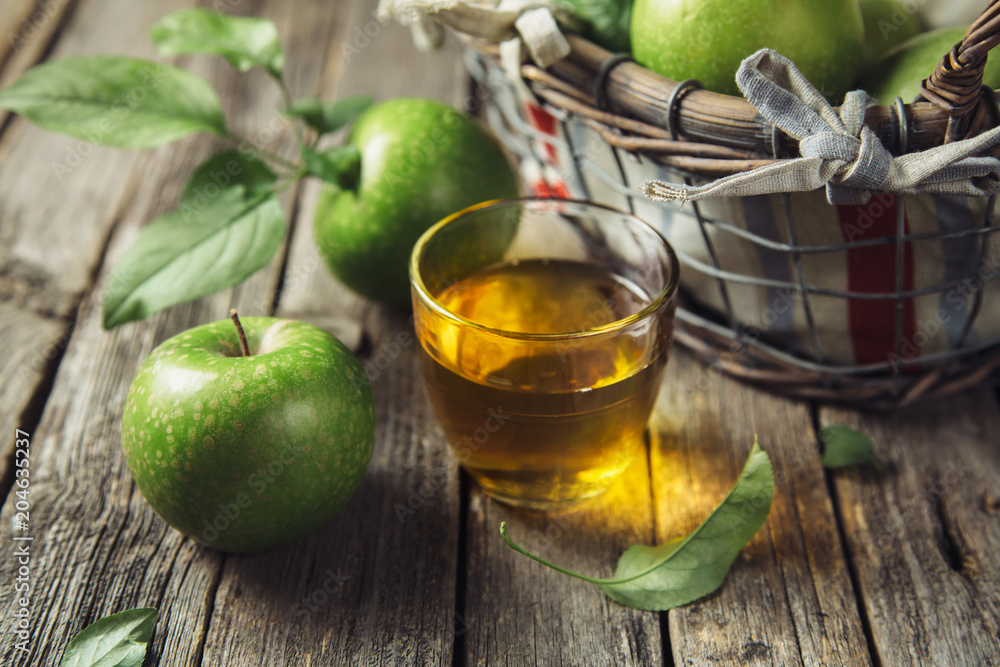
top-left (410, 199), bottom-right (679, 509)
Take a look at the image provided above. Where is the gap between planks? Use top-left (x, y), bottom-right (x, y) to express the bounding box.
top-left (809, 402), bottom-right (886, 667)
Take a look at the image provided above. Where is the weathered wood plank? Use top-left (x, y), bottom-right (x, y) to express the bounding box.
top-left (202, 340), bottom-right (461, 666)
top-left (200, 1), bottom-right (469, 665)
top-left (0, 0), bottom-right (187, 495)
top-left (823, 392), bottom-right (1000, 666)
top-left (654, 353), bottom-right (871, 666)
top-left (0, 0), bottom-right (169, 321)
top-left (0, 0), bottom-right (36, 78)
top-left (0, 0), bottom-right (311, 662)
top-left (462, 444), bottom-right (664, 666)
top-left (0, 0), bottom-right (76, 110)
top-left (0, 301), bottom-right (235, 667)
top-left (0, 303), bottom-right (65, 425)
top-left (0, 232), bottom-right (281, 665)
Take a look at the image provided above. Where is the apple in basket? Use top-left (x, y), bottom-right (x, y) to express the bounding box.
top-left (857, 0), bottom-right (923, 65)
top-left (630, 0), bottom-right (865, 102)
top-left (861, 26), bottom-right (1000, 105)
top-left (120, 313), bottom-right (376, 553)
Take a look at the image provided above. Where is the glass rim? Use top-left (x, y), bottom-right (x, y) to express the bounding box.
top-left (409, 197), bottom-right (681, 342)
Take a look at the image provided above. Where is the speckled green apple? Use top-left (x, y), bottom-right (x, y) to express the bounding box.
top-left (631, 0), bottom-right (865, 102)
top-left (313, 97), bottom-right (519, 308)
top-left (859, 0), bottom-right (922, 66)
top-left (121, 316), bottom-right (375, 553)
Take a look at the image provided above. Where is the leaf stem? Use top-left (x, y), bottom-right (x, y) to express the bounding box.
top-left (250, 145), bottom-right (300, 172)
top-left (224, 131), bottom-right (300, 172)
top-left (230, 308), bottom-right (251, 357)
top-left (273, 167), bottom-right (308, 195)
top-left (501, 524), bottom-right (715, 588)
top-left (499, 523), bottom-right (608, 585)
top-left (276, 76), bottom-right (306, 151)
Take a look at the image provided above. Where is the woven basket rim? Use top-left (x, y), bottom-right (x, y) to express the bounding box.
top-left (458, 16), bottom-right (1000, 169)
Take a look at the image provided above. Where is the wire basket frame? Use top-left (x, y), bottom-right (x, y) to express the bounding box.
top-left (463, 46), bottom-right (1000, 409)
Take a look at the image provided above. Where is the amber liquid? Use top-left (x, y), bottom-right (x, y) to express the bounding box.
top-left (417, 258), bottom-right (670, 508)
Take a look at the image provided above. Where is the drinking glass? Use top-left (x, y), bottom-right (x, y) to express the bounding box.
top-left (410, 198), bottom-right (679, 509)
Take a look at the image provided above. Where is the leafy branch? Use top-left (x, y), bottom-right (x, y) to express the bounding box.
top-left (0, 8), bottom-right (373, 329)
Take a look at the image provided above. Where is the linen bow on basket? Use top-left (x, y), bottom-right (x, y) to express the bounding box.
top-left (641, 49), bottom-right (1000, 206)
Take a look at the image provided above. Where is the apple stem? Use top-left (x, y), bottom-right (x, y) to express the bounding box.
top-left (229, 309), bottom-right (251, 357)
top-left (334, 144), bottom-right (362, 191)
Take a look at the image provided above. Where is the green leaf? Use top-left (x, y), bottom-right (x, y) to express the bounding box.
top-left (0, 55), bottom-right (227, 148)
top-left (181, 149), bottom-right (277, 201)
top-left (59, 607), bottom-right (157, 667)
top-left (301, 144), bottom-right (361, 188)
top-left (102, 152), bottom-right (284, 329)
top-left (285, 95), bottom-right (372, 135)
top-left (821, 424), bottom-right (883, 471)
top-left (500, 439), bottom-right (774, 611)
top-left (150, 9), bottom-right (284, 78)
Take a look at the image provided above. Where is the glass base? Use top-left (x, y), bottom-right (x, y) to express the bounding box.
top-left (466, 451), bottom-right (638, 511)
top-left (473, 477), bottom-right (611, 511)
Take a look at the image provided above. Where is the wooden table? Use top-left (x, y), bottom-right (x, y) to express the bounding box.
top-left (2, 1), bottom-right (999, 664)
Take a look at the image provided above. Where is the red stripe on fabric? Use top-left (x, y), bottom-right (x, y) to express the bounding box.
top-left (835, 194), bottom-right (916, 365)
top-left (531, 179), bottom-right (554, 198)
top-left (550, 180), bottom-right (571, 199)
top-left (525, 103), bottom-right (560, 165)
top-left (526, 103), bottom-right (556, 134)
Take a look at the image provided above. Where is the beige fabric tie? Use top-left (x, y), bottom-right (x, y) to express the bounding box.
top-left (642, 49), bottom-right (1000, 206)
top-left (378, 0), bottom-right (571, 67)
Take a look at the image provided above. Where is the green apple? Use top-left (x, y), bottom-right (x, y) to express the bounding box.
top-left (121, 314), bottom-right (375, 553)
top-left (861, 26), bottom-right (1000, 104)
top-left (859, 0), bottom-right (923, 66)
top-left (630, 0), bottom-right (865, 102)
top-left (313, 97), bottom-right (520, 308)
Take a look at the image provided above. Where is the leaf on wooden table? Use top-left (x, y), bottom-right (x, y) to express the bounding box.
top-left (102, 152), bottom-right (284, 329)
top-left (501, 439), bottom-right (774, 611)
top-left (820, 424), bottom-right (883, 471)
top-left (285, 95), bottom-right (373, 135)
top-left (150, 9), bottom-right (285, 78)
top-left (0, 56), bottom-right (227, 148)
top-left (59, 607), bottom-right (157, 667)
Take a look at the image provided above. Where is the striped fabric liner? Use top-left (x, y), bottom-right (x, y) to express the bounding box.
top-left (475, 55), bottom-right (1000, 368)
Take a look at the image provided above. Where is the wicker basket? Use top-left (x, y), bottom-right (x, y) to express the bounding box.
top-left (451, 1), bottom-right (1000, 409)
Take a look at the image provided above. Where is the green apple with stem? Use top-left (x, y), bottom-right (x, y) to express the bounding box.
top-left (121, 311), bottom-right (375, 553)
top-left (313, 97), bottom-right (520, 308)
